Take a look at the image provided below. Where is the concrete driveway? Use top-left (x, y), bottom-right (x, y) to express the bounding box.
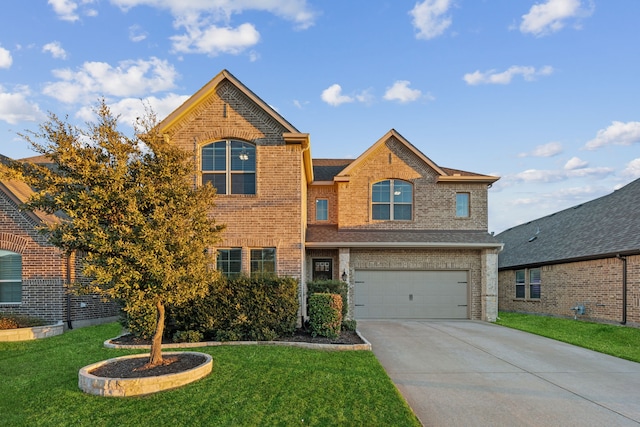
top-left (358, 320), bottom-right (640, 427)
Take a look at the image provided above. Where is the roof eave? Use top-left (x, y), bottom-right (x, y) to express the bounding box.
top-left (306, 241), bottom-right (504, 249)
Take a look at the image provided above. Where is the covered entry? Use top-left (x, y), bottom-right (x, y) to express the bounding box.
top-left (354, 270), bottom-right (469, 319)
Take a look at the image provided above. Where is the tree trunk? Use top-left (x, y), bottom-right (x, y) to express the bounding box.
top-left (148, 300), bottom-right (165, 366)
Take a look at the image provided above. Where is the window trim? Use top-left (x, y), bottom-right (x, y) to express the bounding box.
top-left (514, 268), bottom-right (541, 300)
top-left (371, 179), bottom-right (413, 221)
top-left (201, 139), bottom-right (256, 195)
top-left (456, 192), bottom-right (470, 218)
top-left (316, 199), bottom-right (328, 221)
top-left (0, 249), bottom-right (22, 304)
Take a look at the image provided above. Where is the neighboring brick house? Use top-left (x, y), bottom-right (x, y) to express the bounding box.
top-left (0, 156), bottom-right (119, 327)
top-left (158, 70), bottom-right (503, 322)
top-left (496, 178), bottom-right (640, 326)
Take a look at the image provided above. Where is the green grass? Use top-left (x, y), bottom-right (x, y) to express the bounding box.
top-left (0, 322), bottom-right (419, 427)
top-left (496, 312), bottom-right (640, 363)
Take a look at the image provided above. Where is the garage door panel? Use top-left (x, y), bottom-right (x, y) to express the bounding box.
top-left (355, 270), bottom-right (468, 319)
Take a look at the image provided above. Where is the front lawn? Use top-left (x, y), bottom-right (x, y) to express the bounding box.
top-left (496, 311), bottom-right (640, 363)
top-left (0, 322), bottom-right (419, 427)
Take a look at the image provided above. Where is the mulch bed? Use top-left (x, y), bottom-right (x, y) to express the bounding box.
top-left (90, 353), bottom-right (207, 378)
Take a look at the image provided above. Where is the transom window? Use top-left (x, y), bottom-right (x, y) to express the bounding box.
top-left (372, 179), bottom-right (413, 221)
top-left (250, 248), bottom-right (276, 276)
top-left (216, 248), bottom-right (242, 278)
top-left (201, 140), bottom-right (256, 195)
top-left (0, 250), bottom-right (22, 303)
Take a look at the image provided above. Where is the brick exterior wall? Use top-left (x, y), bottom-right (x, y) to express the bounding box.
top-left (163, 80), bottom-right (305, 280)
top-left (336, 137), bottom-right (489, 230)
top-left (0, 190), bottom-right (119, 325)
top-left (498, 254), bottom-right (640, 326)
top-left (307, 184), bottom-right (338, 225)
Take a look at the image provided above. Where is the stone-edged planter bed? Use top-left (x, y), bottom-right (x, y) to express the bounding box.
top-left (78, 351), bottom-right (213, 397)
top-left (105, 329), bottom-right (372, 352)
top-left (0, 321), bottom-right (64, 342)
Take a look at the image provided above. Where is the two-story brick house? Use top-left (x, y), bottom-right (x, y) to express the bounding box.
top-left (158, 70), bottom-right (502, 322)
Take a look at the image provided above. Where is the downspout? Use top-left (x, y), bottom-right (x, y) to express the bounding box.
top-left (617, 254), bottom-right (627, 325)
top-left (66, 252), bottom-right (73, 330)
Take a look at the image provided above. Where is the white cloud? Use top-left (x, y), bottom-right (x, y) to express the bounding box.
top-left (584, 121), bottom-right (640, 150)
top-left (49, 0), bottom-right (96, 22)
top-left (0, 85), bottom-right (44, 124)
top-left (621, 158), bottom-right (640, 179)
top-left (509, 164), bottom-right (613, 184)
top-left (42, 41), bottom-right (68, 59)
top-left (43, 57), bottom-right (179, 104)
top-left (321, 84), bottom-right (353, 107)
top-left (520, 0), bottom-right (593, 37)
top-left (383, 80), bottom-right (422, 103)
top-left (129, 25), bottom-right (148, 42)
top-left (464, 65), bottom-right (553, 85)
top-left (518, 141), bottom-right (563, 158)
top-left (410, 0), bottom-right (453, 40)
top-left (76, 93), bottom-right (190, 125)
top-left (0, 46), bottom-right (12, 69)
top-left (110, 0), bottom-right (315, 55)
top-left (170, 21), bottom-right (260, 56)
top-left (564, 156), bottom-right (588, 170)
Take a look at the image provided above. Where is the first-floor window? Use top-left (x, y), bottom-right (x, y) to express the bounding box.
top-left (216, 248), bottom-right (242, 278)
top-left (250, 248), bottom-right (276, 275)
top-left (0, 250), bottom-right (22, 303)
top-left (529, 268), bottom-right (541, 299)
top-left (515, 269), bottom-right (525, 299)
top-left (515, 268), bottom-right (541, 300)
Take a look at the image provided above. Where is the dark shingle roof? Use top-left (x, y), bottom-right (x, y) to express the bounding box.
top-left (496, 178), bottom-right (640, 269)
top-left (312, 159), bottom-right (354, 181)
top-left (306, 224), bottom-right (502, 248)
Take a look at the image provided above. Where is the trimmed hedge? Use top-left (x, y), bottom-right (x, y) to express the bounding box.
top-left (308, 293), bottom-right (342, 338)
top-left (169, 275), bottom-right (299, 341)
top-left (307, 280), bottom-right (348, 318)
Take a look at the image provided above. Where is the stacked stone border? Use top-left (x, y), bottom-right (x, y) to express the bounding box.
top-left (0, 321), bottom-right (64, 342)
top-left (78, 352), bottom-right (213, 397)
top-left (104, 331), bottom-right (372, 352)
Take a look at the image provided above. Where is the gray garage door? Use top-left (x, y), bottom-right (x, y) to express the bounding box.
top-left (354, 270), bottom-right (469, 319)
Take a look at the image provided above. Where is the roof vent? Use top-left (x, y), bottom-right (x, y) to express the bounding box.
top-left (528, 236), bottom-right (537, 242)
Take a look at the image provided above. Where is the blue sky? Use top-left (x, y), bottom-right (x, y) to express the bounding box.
top-left (1, 0), bottom-right (638, 234)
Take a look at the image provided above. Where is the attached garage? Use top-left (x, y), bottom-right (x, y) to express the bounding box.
top-left (354, 270), bottom-right (469, 319)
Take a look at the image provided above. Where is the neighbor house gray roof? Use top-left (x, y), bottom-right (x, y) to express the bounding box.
top-left (306, 224), bottom-right (502, 249)
top-left (497, 178), bottom-right (640, 270)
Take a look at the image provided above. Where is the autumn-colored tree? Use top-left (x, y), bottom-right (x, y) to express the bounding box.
top-left (6, 101), bottom-right (223, 367)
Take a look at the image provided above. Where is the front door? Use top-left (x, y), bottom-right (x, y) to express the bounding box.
top-left (312, 259), bottom-right (333, 281)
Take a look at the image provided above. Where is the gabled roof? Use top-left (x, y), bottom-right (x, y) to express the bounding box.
top-left (332, 129), bottom-right (499, 184)
top-left (497, 177), bottom-right (640, 269)
top-left (0, 154), bottom-right (60, 226)
top-left (306, 224), bottom-right (502, 249)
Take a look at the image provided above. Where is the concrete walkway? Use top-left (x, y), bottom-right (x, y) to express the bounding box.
top-left (358, 320), bottom-right (640, 427)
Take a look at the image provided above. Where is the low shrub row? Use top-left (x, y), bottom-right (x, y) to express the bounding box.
top-left (0, 314), bottom-right (46, 330)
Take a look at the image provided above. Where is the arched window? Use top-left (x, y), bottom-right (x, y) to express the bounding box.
top-left (0, 250), bottom-right (22, 303)
top-left (201, 140), bottom-right (256, 195)
top-left (372, 179), bottom-right (413, 221)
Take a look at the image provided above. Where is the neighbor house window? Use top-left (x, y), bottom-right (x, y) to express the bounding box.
top-left (529, 268), bottom-right (541, 299)
top-left (456, 193), bottom-right (470, 217)
top-left (372, 179), bottom-right (413, 220)
top-left (250, 248), bottom-right (276, 275)
top-left (216, 248), bottom-right (242, 278)
top-left (515, 269), bottom-right (525, 299)
top-left (316, 199), bottom-right (328, 221)
top-left (0, 250), bottom-right (22, 304)
top-left (201, 140), bottom-right (256, 195)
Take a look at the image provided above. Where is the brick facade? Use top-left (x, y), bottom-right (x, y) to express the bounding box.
top-left (498, 255), bottom-right (640, 326)
top-left (0, 189), bottom-right (118, 325)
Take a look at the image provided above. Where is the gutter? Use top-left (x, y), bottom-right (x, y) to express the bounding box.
top-left (306, 241), bottom-right (504, 249)
top-left (66, 252), bottom-right (73, 330)
top-left (617, 254), bottom-right (627, 325)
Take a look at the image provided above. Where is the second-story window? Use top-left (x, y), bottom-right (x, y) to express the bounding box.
top-left (372, 179), bottom-right (412, 221)
top-left (456, 193), bottom-right (470, 217)
top-left (201, 140), bottom-right (256, 195)
top-left (316, 199), bottom-right (328, 221)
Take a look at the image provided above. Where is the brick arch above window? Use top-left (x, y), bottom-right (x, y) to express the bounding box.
top-left (195, 128), bottom-right (264, 145)
top-left (0, 233), bottom-right (28, 254)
